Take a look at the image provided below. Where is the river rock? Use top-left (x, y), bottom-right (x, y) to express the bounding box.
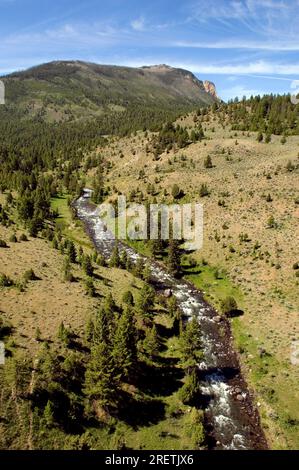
top-left (163, 289), bottom-right (172, 298)
top-left (236, 394), bottom-right (243, 401)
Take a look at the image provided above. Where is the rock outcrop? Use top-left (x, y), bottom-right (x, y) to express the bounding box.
top-left (203, 80), bottom-right (220, 100)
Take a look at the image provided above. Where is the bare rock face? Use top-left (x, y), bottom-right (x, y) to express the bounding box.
top-left (203, 80), bottom-right (219, 100)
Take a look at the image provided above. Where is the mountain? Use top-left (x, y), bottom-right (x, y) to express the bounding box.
top-left (1, 61), bottom-right (218, 122)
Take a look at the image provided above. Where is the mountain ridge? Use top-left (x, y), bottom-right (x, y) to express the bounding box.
top-left (1, 60), bottom-right (218, 122)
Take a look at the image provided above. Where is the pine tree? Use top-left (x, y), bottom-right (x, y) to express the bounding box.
top-left (134, 257), bottom-right (145, 278)
top-left (180, 317), bottom-right (203, 367)
top-left (84, 277), bottom-right (96, 297)
top-left (179, 369), bottom-right (201, 405)
top-left (93, 305), bottom-right (114, 345)
top-left (57, 321), bottom-right (71, 346)
top-left (84, 342), bottom-right (118, 409)
top-left (142, 325), bottom-right (160, 360)
top-left (66, 240), bottom-right (77, 263)
top-left (137, 284), bottom-right (155, 315)
top-left (109, 243), bottom-right (121, 268)
top-left (120, 250), bottom-right (128, 269)
top-left (44, 400), bottom-right (55, 428)
top-left (103, 293), bottom-right (117, 315)
top-left (142, 264), bottom-right (151, 282)
top-left (112, 308), bottom-right (137, 379)
top-left (63, 258), bottom-right (74, 282)
top-left (85, 317), bottom-right (94, 343)
top-left (82, 255), bottom-right (93, 277)
top-left (167, 239), bottom-right (181, 276)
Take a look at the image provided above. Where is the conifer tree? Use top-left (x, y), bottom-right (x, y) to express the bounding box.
top-left (137, 284), bottom-right (155, 315)
top-left (66, 240), bottom-right (77, 263)
top-left (82, 255), bottom-right (93, 277)
top-left (142, 325), bottom-right (160, 360)
top-left (180, 317), bottom-right (203, 367)
top-left (109, 242), bottom-right (121, 268)
top-left (112, 308), bottom-right (137, 379)
top-left (179, 369), bottom-right (201, 405)
top-left (44, 400), bottom-right (55, 428)
top-left (93, 307), bottom-right (113, 345)
top-left (84, 342), bottom-right (118, 409)
top-left (167, 239), bottom-right (181, 276)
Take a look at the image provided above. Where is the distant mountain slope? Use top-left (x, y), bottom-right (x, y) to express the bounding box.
top-left (1, 61), bottom-right (217, 122)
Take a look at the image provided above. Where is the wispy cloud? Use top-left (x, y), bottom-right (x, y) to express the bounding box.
top-left (173, 39), bottom-right (299, 51)
top-left (172, 60), bottom-right (299, 75)
top-left (131, 16), bottom-right (146, 32)
top-left (189, 0), bottom-right (298, 38)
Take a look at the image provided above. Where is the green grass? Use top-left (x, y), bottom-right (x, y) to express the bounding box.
top-left (51, 194), bottom-right (93, 249)
top-left (232, 317), bottom-right (299, 449)
top-left (182, 261), bottom-right (243, 312)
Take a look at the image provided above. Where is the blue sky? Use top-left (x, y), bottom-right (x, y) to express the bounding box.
top-left (1, 0), bottom-right (299, 100)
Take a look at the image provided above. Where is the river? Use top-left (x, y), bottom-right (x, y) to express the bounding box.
top-left (74, 190), bottom-right (267, 450)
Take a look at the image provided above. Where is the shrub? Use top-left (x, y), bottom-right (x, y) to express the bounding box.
top-left (257, 132), bottom-right (263, 142)
top-left (0, 273), bottom-right (13, 287)
top-left (286, 160), bottom-right (295, 172)
top-left (265, 134), bottom-right (271, 143)
top-left (293, 262), bottom-right (299, 270)
top-left (122, 290), bottom-right (134, 306)
top-left (267, 215), bottom-right (276, 228)
top-left (204, 155), bottom-right (213, 169)
top-left (9, 233), bottom-right (17, 243)
top-left (23, 269), bottom-right (37, 281)
top-left (221, 296), bottom-right (238, 315)
top-left (19, 233), bottom-right (28, 242)
top-left (199, 183), bottom-right (209, 197)
top-left (0, 239), bottom-right (7, 248)
top-left (171, 184), bottom-right (182, 199)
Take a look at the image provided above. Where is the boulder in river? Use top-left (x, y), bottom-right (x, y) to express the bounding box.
top-left (163, 289), bottom-right (172, 298)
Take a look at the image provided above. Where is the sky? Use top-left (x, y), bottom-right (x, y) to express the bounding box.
top-left (1, 0), bottom-right (299, 101)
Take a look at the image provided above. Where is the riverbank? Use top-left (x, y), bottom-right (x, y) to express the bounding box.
top-left (74, 193), bottom-right (268, 449)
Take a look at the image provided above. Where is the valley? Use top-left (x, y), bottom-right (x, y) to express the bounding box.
top-left (0, 61), bottom-right (298, 451)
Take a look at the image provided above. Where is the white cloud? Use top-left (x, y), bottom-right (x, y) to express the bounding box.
top-left (192, 0), bottom-right (291, 21)
top-left (173, 39), bottom-right (299, 51)
top-left (131, 17), bottom-right (146, 32)
top-left (167, 60), bottom-right (299, 76)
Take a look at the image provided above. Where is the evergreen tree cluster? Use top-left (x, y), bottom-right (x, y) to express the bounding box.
top-left (215, 94), bottom-right (299, 136)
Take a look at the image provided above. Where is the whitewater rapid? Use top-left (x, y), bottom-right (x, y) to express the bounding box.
top-left (74, 192), bottom-right (267, 450)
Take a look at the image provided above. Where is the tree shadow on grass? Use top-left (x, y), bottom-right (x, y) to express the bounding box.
top-left (135, 358), bottom-right (184, 397)
top-left (226, 309), bottom-right (244, 318)
top-left (116, 390), bottom-right (165, 429)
